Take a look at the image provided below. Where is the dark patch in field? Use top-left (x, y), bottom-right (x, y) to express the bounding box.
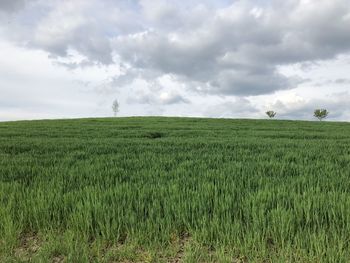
top-left (143, 131), bottom-right (165, 139)
top-left (117, 232), bottom-right (128, 245)
top-left (117, 125), bottom-right (143, 130)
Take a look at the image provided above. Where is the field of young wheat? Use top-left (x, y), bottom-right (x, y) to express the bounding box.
top-left (1, 117), bottom-right (350, 262)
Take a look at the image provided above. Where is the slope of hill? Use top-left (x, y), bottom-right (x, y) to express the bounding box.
top-left (1, 117), bottom-right (350, 262)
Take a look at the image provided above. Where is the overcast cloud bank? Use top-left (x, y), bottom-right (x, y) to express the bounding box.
top-left (1, 0), bottom-right (350, 121)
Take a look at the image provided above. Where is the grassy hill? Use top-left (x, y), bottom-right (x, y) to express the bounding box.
top-left (1, 117), bottom-right (350, 262)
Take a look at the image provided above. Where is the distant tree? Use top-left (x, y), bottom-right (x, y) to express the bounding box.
top-left (112, 99), bottom-right (119, 117)
top-left (266, 110), bottom-right (277, 118)
top-left (314, 109), bottom-right (329, 121)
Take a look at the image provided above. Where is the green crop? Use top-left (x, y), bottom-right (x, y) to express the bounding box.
top-left (1, 117), bottom-right (350, 262)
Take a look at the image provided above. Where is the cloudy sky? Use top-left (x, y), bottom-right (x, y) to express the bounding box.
top-left (1, 0), bottom-right (350, 121)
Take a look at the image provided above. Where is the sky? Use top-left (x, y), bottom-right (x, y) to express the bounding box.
top-left (1, 0), bottom-right (350, 121)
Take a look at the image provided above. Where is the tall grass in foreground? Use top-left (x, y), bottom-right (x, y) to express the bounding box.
top-left (1, 117), bottom-right (350, 262)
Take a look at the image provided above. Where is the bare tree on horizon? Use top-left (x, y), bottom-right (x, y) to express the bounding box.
top-left (112, 99), bottom-right (119, 117)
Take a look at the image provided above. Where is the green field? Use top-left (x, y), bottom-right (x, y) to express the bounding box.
top-left (1, 117), bottom-right (350, 262)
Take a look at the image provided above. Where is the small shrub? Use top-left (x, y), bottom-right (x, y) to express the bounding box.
top-left (266, 111), bottom-right (277, 118)
top-left (144, 132), bottom-right (164, 139)
top-left (314, 109), bottom-right (329, 121)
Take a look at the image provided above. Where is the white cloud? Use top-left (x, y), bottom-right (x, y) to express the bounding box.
top-left (267, 92), bottom-right (350, 120)
top-left (0, 40), bottom-right (117, 121)
top-left (203, 97), bottom-right (259, 118)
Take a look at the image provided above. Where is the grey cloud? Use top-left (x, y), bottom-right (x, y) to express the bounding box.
top-left (112, 0), bottom-right (350, 96)
top-left (110, 69), bottom-right (140, 88)
top-left (32, 16), bottom-right (113, 64)
top-left (1, 0), bottom-right (133, 65)
top-left (53, 60), bottom-right (96, 70)
top-left (335, 79), bottom-right (350, 84)
top-left (2, 0), bottom-right (350, 97)
top-left (207, 69), bottom-right (302, 96)
top-left (127, 91), bottom-right (190, 105)
top-left (139, 0), bottom-right (181, 29)
top-left (93, 68), bottom-right (161, 95)
top-left (298, 62), bottom-right (321, 72)
top-left (0, 0), bottom-right (25, 12)
top-left (315, 78), bottom-right (350, 87)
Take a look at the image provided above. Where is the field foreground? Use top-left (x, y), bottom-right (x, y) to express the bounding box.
top-left (1, 117), bottom-right (350, 262)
